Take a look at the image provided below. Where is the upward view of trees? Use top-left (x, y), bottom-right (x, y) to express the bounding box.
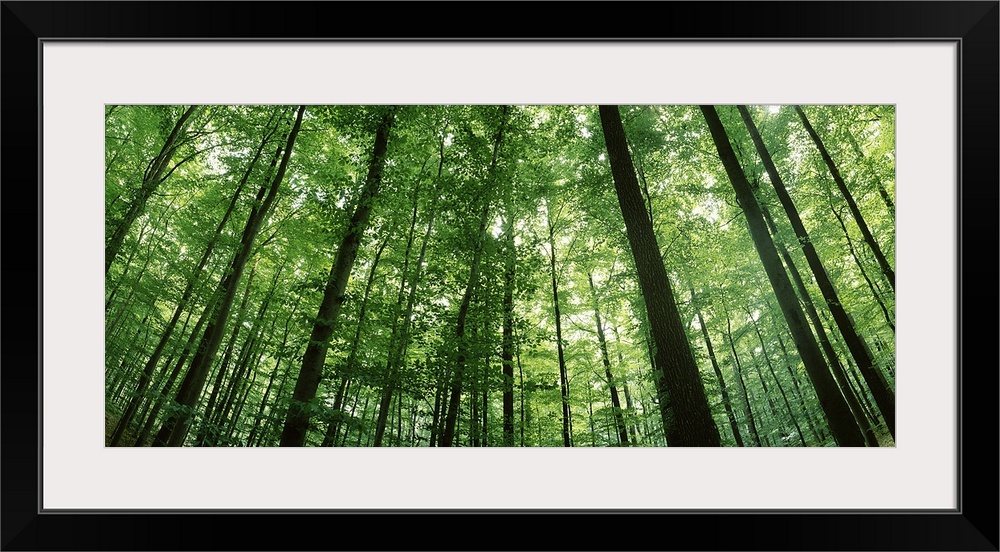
top-left (105, 104), bottom-right (896, 447)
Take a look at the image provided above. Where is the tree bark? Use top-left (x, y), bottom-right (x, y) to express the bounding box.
top-left (154, 105), bottom-right (305, 447)
top-left (701, 105), bottom-right (864, 446)
top-left (740, 106), bottom-right (894, 439)
top-left (794, 105), bottom-right (895, 291)
top-left (374, 181), bottom-right (436, 446)
top-left (280, 106), bottom-right (396, 447)
top-left (109, 127), bottom-right (270, 446)
top-left (757, 203), bottom-right (878, 446)
top-left (546, 204), bottom-right (573, 447)
top-left (106, 105), bottom-right (200, 274)
top-left (725, 310), bottom-right (762, 446)
top-left (441, 106), bottom-right (508, 447)
top-left (693, 297), bottom-right (743, 447)
top-left (599, 105), bottom-right (720, 446)
top-left (588, 272), bottom-right (629, 446)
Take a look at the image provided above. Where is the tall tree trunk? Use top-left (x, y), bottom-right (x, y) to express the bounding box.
top-left (374, 178), bottom-right (424, 447)
top-left (844, 126), bottom-right (895, 219)
top-left (740, 106), bottom-right (894, 439)
top-left (247, 300), bottom-right (299, 446)
top-left (154, 105), bottom-right (305, 447)
top-left (610, 323), bottom-right (642, 445)
top-left (132, 299), bottom-right (214, 446)
top-left (776, 334), bottom-right (824, 444)
top-left (793, 105), bottom-right (895, 291)
top-left (194, 261), bottom-right (260, 446)
top-left (322, 230), bottom-right (392, 447)
top-left (588, 272), bottom-right (629, 446)
top-left (724, 311), bottom-right (761, 446)
top-left (546, 204), bottom-right (572, 448)
top-left (693, 297), bottom-right (743, 447)
top-left (109, 129), bottom-right (270, 446)
top-left (748, 311), bottom-right (807, 447)
top-left (106, 105), bottom-right (200, 274)
top-left (441, 106), bottom-right (508, 447)
top-left (374, 180), bottom-right (436, 446)
top-left (830, 202), bottom-right (896, 333)
top-left (757, 203), bottom-right (877, 446)
top-left (501, 208), bottom-right (517, 447)
top-left (599, 105), bottom-right (720, 447)
top-left (280, 106), bottom-right (396, 447)
top-left (701, 105), bottom-right (864, 446)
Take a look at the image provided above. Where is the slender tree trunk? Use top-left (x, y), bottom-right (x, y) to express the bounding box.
top-left (844, 126), bottom-right (895, 219)
top-left (702, 105), bottom-right (864, 446)
top-left (726, 309), bottom-right (762, 446)
top-left (599, 105), bottom-right (720, 447)
top-left (321, 231), bottom-right (392, 446)
top-left (794, 105), bottom-right (895, 291)
top-left (739, 106), bottom-right (893, 439)
top-left (546, 205), bottom-right (572, 448)
top-left (247, 301), bottom-right (299, 446)
top-left (109, 131), bottom-right (269, 446)
top-left (693, 298), bottom-right (743, 447)
top-left (155, 106), bottom-right (305, 447)
top-left (280, 106), bottom-right (396, 447)
top-left (374, 178), bottom-right (424, 447)
top-left (777, 334), bottom-right (823, 444)
top-left (757, 203), bottom-right (877, 446)
top-left (830, 203), bottom-right (896, 334)
top-left (501, 209), bottom-right (517, 447)
top-left (514, 324), bottom-right (527, 447)
top-left (610, 324), bottom-right (641, 445)
top-left (429, 382), bottom-right (444, 448)
top-left (747, 348), bottom-right (783, 446)
top-left (588, 272), bottom-right (629, 446)
top-left (748, 312), bottom-right (807, 447)
top-left (441, 106), bottom-right (508, 447)
top-left (194, 266), bottom-right (257, 446)
top-left (106, 105), bottom-right (199, 274)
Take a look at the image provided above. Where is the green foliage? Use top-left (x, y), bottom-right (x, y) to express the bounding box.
top-left (106, 104), bottom-right (895, 448)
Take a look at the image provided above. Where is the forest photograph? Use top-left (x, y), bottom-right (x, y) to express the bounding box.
top-left (104, 103), bottom-right (896, 448)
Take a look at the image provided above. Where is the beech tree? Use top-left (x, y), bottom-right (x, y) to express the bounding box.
top-left (107, 104), bottom-right (895, 448)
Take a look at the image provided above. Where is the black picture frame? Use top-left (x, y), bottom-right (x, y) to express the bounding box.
top-left (3, 2), bottom-right (997, 550)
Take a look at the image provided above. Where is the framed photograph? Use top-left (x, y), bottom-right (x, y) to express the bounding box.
top-left (4, 1), bottom-right (997, 550)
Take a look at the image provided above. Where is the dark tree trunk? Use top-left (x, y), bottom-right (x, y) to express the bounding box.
top-left (132, 301), bottom-right (213, 446)
top-left (106, 105), bottom-right (199, 274)
top-left (757, 203), bottom-right (878, 446)
top-left (247, 301), bottom-right (299, 446)
top-left (701, 105), bottom-right (864, 447)
top-left (776, 334), bottom-right (824, 444)
top-left (599, 105), bottom-right (720, 447)
top-left (374, 178), bottom-right (424, 447)
top-left (830, 202), bottom-right (896, 334)
top-left (441, 106), bottom-right (508, 447)
top-left (693, 298), bottom-right (743, 447)
top-left (501, 209), bottom-right (517, 447)
top-left (374, 182), bottom-right (436, 446)
top-left (844, 126), bottom-right (895, 219)
top-left (194, 262), bottom-right (260, 446)
top-left (280, 107), bottom-right (396, 447)
top-left (109, 129), bottom-right (270, 446)
top-left (739, 106), bottom-right (894, 439)
top-left (748, 311), bottom-right (807, 447)
top-left (546, 205), bottom-right (572, 448)
top-left (794, 105), bottom-right (895, 291)
top-left (611, 324), bottom-right (641, 445)
top-left (322, 231), bottom-right (392, 447)
top-left (588, 272), bottom-right (629, 446)
top-left (726, 304), bottom-right (761, 447)
top-left (154, 106), bottom-right (305, 447)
